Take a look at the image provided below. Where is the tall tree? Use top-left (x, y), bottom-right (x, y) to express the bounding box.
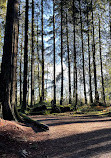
top-left (79, 0), bottom-right (87, 104)
top-left (60, 0), bottom-right (63, 105)
top-left (99, 17), bottom-right (105, 104)
top-left (53, 0), bottom-right (56, 106)
top-left (0, 0), bottom-right (20, 120)
top-left (19, 24), bottom-right (23, 106)
top-left (73, 0), bottom-right (78, 109)
top-left (87, 1), bottom-right (93, 104)
top-left (22, 0), bottom-right (29, 111)
top-left (109, 0), bottom-right (111, 40)
top-left (37, 15), bottom-right (41, 100)
top-left (41, 0), bottom-right (45, 101)
top-left (66, 11), bottom-right (71, 104)
top-left (31, 0), bottom-right (34, 106)
top-left (15, 3), bottom-right (20, 106)
top-left (91, 0), bottom-right (99, 102)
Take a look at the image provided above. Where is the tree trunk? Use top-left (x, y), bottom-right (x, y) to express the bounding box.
top-left (73, 0), bottom-right (77, 109)
top-left (31, 0), bottom-right (34, 107)
top-left (20, 24), bottom-right (23, 106)
top-left (87, 1), bottom-right (93, 104)
top-left (109, 0), bottom-right (111, 40)
top-left (46, 65), bottom-right (48, 99)
top-left (1, 0), bottom-right (20, 120)
top-left (66, 12), bottom-right (71, 104)
top-left (0, 0), bottom-right (49, 131)
top-left (91, 0), bottom-right (99, 102)
top-left (15, 4), bottom-right (20, 107)
top-left (53, 0), bottom-right (56, 106)
top-left (22, 0), bottom-right (29, 112)
top-left (37, 16), bottom-right (41, 100)
top-left (79, 0), bottom-right (87, 104)
top-left (27, 75), bottom-right (29, 105)
top-left (41, 0), bottom-right (44, 101)
top-left (99, 18), bottom-right (105, 104)
top-left (109, 0), bottom-right (111, 58)
top-left (60, 0), bottom-right (63, 105)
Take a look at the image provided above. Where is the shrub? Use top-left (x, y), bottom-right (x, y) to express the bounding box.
top-left (50, 106), bottom-right (61, 113)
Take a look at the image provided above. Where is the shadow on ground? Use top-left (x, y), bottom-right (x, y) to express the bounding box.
top-left (36, 116), bottom-right (111, 127)
top-left (33, 127), bottom-right (111, 158)
top-left (1, 116), bottom-right (111, 158)
top-left (1, 127), bottom-right (111, 158)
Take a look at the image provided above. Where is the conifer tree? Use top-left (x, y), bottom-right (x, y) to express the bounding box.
top-left (31, 0), bottom-right (34, 106)
top-left (22, 0), bottom-right (29, 111)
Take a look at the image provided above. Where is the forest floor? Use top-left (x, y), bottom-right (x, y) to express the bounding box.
top-left (1, 113), bottom-right (111, 158)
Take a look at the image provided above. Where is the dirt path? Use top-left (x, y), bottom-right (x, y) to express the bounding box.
top-left (0, 114), bottom-right (111, 158)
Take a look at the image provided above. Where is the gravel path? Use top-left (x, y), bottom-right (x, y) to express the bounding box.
top-left (1, 114), bottom-right (111, 158)
top-left (29, 115), bottom-right (111, 158)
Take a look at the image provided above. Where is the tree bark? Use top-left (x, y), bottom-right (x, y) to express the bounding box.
top-left (73, 0), bottom-right (77, 109)
top-left (79, 0), bottom-right (87, 104)
top-left (91, 0), bottom-right (99, 102)
top-left (60, 0), bottom-right (63, 105)
top-left (1, 0), bottom-right (20, 120)
top-left (23, 0), bottom-right (29, 112)
top-left (0, 0), bottom-right (49, 131)
top-left (31, 0), bottom-right (34, 107)
top-left (20, 24), bottom-right (23, 106)
top-left (53, 0), bottom-right (56, 106)
top-left (41, 0), bottom-right (44, 101)
top-left (87, 1), bottom-right (93, 104)
top-left (109, 0), bottom-right (111, 58)
top-left (66, 12), bottom-right (71, 104)
top-left (99, 18), bottom-right (105, 104)
top-left (37, 16), bottom-right (41, 100)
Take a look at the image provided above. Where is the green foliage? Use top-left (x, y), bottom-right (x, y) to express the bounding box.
top-left (51, 106), bottom-right (61, 114)
top-left (76, 103), bottom-right (108, 114)
top-left (77, 104), bottom-right (92, 113)
top-left (90, 102), bottom-right (106, 107)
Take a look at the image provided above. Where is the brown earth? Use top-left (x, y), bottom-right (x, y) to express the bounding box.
top-left (0, 113), bottom-right (111, 158)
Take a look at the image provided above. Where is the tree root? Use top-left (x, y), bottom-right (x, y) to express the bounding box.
top-left (1, 102), bottom-right (49, 131)
top-left (19, 113), bottom-right (49, 131)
